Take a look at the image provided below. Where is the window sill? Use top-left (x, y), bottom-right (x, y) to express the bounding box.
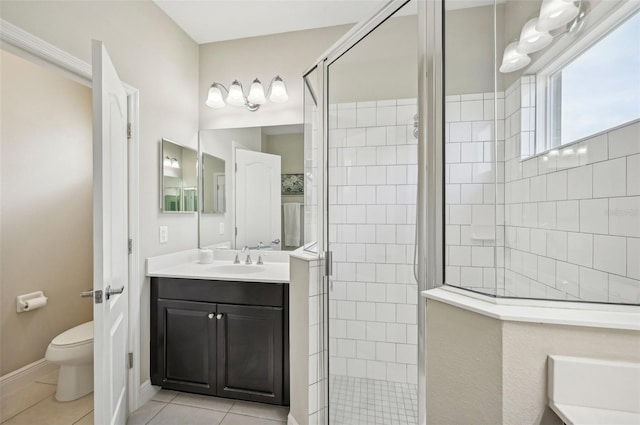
top-left (422, 286), bottom-right (640, 331)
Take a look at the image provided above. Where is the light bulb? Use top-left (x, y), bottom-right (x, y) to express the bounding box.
top-left (226, 80), bottom-right (246, 107)
top-left (269, 76), bottom-right (289, 103)
top-left (205, 84), bottom-right (225, 108)
top-left (536, 0), bottom-right (579, 32)
top-left (499, 42), bottom-right (531, 73)
top-left (517, 18), bottom-right (553, 54)
top-left (247, 78), bottom-right (267, 104)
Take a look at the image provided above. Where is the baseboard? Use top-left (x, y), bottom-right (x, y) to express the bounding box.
top-left (288, 412), bottom-right (301, 425)
top-left (139, 379), bottom-right (159, 407)
top-left (0, 359), bottom-right (57, 395)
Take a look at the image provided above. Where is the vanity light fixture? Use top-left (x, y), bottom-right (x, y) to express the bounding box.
top-left (163, 156), bottom-right (180, 169)
top-left (536, 0), bottom-right (580, 32)
top-left (517, 18), bottom-right (553, 54)
top-left (206, 76), bottom-right (289, 112)
top-left (499, 41), bottom-right (531, 73)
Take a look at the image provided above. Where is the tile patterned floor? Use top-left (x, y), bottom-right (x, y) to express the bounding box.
top-left (1, 368), bottom-right (288, 425)
top-left (131, 390), bottom-right (289, 425)
top-left (329, 375), bottom-right (418, 425)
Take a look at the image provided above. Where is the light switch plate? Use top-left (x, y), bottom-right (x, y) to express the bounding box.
top-left (159, 226), bottom-right (169, 244)
top-left (219, 222), bottom-right (225, 235)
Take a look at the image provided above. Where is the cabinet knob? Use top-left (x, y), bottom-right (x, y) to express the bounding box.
top-left (216, 313), bottom-right (224, 320)
top-left (208, 313), bottom-right (214, 319)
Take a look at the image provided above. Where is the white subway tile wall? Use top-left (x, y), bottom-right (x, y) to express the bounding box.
top-left (328, 99), bottom-right (418, 385)
top-left (445, 76), bottom-right (640, 304)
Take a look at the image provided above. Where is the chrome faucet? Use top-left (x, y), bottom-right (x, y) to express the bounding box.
top-left (233, 253), bottom-right (240, 264)
top-left (241, 246), bottom-right (252, 264)
top-left (257, 255), bottom-right (264, 265)
top-left (257, 241), bottom-right (264, 250)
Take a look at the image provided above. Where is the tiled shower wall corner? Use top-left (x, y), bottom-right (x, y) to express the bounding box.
top-left (444, 91), bottom-right (506, 295)
top-left (327, 98), bottom-right (419, 384)
top-left (445, 77), bottom-right (640, 304)
top-left (503, 77), bottom-right (640, 303)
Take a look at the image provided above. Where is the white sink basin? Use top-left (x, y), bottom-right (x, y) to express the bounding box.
top-left (208, 264), bottom-right (267, 274)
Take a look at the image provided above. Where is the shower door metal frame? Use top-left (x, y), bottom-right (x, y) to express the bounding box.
top-left (303, 0), bottom-right (444, 424)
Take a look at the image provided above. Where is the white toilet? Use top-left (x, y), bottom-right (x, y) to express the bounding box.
top-left (45, 321), bottom-right (93, 402)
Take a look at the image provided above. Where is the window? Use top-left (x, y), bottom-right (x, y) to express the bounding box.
top-left (537, 9), bottom-right (640, 153)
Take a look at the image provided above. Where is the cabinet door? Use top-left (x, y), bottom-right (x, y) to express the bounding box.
top-left (156, 300), bottom-right (217, 394)
top-left (216, 304), bottom-right (283, 404)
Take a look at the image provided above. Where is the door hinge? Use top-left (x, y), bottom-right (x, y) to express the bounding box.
top-left (127, 123), bottom-right (132, 139)
top-left (324, 251), bottom-right (333, 277)
top-left (94, 290), bottom-right (103, 304)
top-left (235, 163), bottom-right (238, 172)
top-left (128, 352), bottom-right (133, 369)
top-left (128, 238), bottom-right (132, 254)
top-left (235, 227), bottom-right (238, 237)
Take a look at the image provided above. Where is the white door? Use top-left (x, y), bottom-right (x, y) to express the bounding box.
top-left (92, 40), bottom-right (129, 425)
top-left (235, 149), bottom-right (281, 249)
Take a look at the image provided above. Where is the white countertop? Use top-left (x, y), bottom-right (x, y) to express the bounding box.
top-left (147, 248), bottom-right (290, 283)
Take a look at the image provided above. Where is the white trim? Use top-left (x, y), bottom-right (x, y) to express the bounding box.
top-left (423, 286), bottom-right (640, 331)
top-left (1, 19), bottom-right (143, 414)
top-left (531, 0), bottom-right (640, 155)
top-left (138, 380), bottom-right (159, 407)
top-left (0, 359), bottom-right (57, 396)
top-left (287, 413), bottom-right (301, 425)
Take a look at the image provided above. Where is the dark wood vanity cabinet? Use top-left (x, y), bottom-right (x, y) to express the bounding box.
top-left (151, 277), bottom-right (289, 406)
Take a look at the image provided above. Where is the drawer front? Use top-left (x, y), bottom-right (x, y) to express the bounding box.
top-left (153, 277), bottom-right (284, 307)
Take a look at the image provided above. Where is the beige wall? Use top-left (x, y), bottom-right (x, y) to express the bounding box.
top-left (445, 4), bottom-right (505, 95)
top-left (328, 14), bottom-right (418, 103)
top-left (426, 298), bottom-right (640, 425)
top-left (0, 50), bottom-right (93, 375)
top-left (426, 301), bottom-right (503, 424)
top-left (0, 0), bottom-right (200, 382)
top-left (199, 25), bottom-right (351, 130)
top-left (264, 133), bottom-right (303, 174)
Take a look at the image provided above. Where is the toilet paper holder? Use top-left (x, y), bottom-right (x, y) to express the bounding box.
top-left (17, 291), bottom-right (48, 313)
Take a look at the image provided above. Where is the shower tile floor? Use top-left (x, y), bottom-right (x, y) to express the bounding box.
top-left (329, 375), bottom-right (418, 425)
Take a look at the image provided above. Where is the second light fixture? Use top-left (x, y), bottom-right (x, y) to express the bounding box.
top-left (206, 76), bottom-right (288, 111)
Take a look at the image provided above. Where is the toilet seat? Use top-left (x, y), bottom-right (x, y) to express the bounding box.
top-left (50, 321), bottom-right (93, 347)
top-left (46, 321), bottom-right (93, 365)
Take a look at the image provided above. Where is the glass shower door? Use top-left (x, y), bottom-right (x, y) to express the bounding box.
top-left (325, 2), bottom-right (419, 423)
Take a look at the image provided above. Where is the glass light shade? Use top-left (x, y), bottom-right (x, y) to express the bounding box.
top-left (517, 18), bottom-right (553, 54)
top-left (171, 158), bottom-right (180, 169)
top-left (247, 78), bottom-right (267, 104)
top-left (226, 81), bottom-right (246, 107)
top-left (163, 156), bottom-right (172, 167)
top-left (205, 85), bottom-right (225, 108)
top-left (499, 42), bottom-right (531, 73)
top-left (536, 0), bottom-right (579, 32)
top-left (269, 76), bottom-right (289, 103)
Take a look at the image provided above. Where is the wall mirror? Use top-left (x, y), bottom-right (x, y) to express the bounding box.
top-left (160, 138), bottom-right (198, 213)
top-left (198, 124), bottom-right (304, 250)
top-left (201, 153), bottom-right (226, 214)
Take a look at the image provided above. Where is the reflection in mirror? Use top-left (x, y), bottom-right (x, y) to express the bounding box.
top-left (201, 153), bottom-right (226, 214)
top-left (198, 125), bottom-right (304, 251)
top-left (160, 138), bottom-right (197, 213)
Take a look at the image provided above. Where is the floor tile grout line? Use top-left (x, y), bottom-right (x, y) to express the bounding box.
top-left (71, 410), bottom-right (93, 425)
top-left (144, 401), bottom-right (169, 425)
top-left (0, 390), bottom-right (57, 424)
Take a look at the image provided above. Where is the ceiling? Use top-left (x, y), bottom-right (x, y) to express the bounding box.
top-left (153, 0), bottom-right (498, 45)
top-left (153, 0), bottom-right (388, 44)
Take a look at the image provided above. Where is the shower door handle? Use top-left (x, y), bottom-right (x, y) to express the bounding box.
top-left (80, 289), bottom-right (94, 298)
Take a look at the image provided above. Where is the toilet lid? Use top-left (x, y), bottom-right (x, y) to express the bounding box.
top-left (51, 321), bottom-right (93, 346)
